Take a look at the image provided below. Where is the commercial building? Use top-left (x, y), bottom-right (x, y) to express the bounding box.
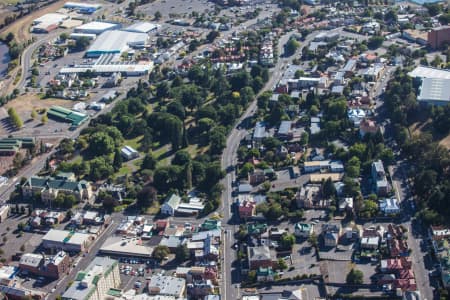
top-left (62, 257), bottom-right (120, 300)
top-left (32, 13), bottom-right (69, 33)
top-left (99, 236), bottom-right (153, 258)
top-left (22, 176), bottom-right (92, 203)
top-left (69, 33), bottom-right (97, 40)
top-left (417, 78), bottom-right (450, 106)
top-left (74, 21), bottom-right (121, 35)
top-left (19, 251), bottom-right (70, 279)
top-left (47, 106), bottom-right (88, 126)
top-left (86, 30), bottom-right (148, 57)
top-left (60, 62), bottom-right (153, 76)
top-left (428, 26), bottom-right (450, 49)
top-left (42, 229), bottom-right (93, 253)
top-left (408, 66), bottom-right (450, 80)
top-left (147, 276), bottom-right (186, 298)
top-left (124, 22), bottom-right (160, 33)
top-left (247, 246), bottom-right (273, 270)
top-left (64, 2), bottom-right (102, 13)
top-left (120, 146), bottom-right (139, 161)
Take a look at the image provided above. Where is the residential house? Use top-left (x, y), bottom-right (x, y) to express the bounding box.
top-left (294, 223), bottom-right (313, 238)
top-left (256, 267), bottom-right (275, 281)
top-left (372, 160), bottom-right (389, 196)
top-left (338, 197), bottom-right (353, 213)
top-left (360, 236), bottom-right (380, 250)
top-left (296, 185), bottom-right (320, 208)
top-left (249, 170), bottom-right (266, 185)
top-left (429, 226), bottom-right (450, 241)
top-left (253, 122), bottom-right (267, 145)
top-left (360, 119), bottom-right (379, 137)
top-left (120, 146), bottom-right (139, 161)
top-left (161, 194), bottom-right (181, 216)
top-left (277, 121), bottom-right (293, 140)
top-left (238, 197), bottom-right (257, 219)
top-left (379, 197), bottom-right (400, 215)
top-left (322, 223), bottom-right (342, 247)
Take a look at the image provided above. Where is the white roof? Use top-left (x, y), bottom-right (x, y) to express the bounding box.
top-left (87, 30), bottom-right (148, 54)
top-left (125, 22), bottom-right (160, 33)
top-left (100, 236), bottom-right (153, 257)
top-left (408, 66), bottom-right (450, 80)
top-left (75, 21), bottom-right (118, 32)
top-left (418, 78), bottom-right (450, 103)
top-left (59, 63), bottom-right (153, 74)
top-left (33, 13), bottom-right (67, 25)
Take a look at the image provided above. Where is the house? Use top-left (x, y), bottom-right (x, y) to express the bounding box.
top-left (62, 257), bottom-right (120, 300)
top-left (161, 194), bottom-right (181, 216)
top-left (429, 226), bottom-right (450, 241)
top-left (238, 183), bottom-right (252, 194)
top-left (294, 223), bottom-right (313, 238)
top-left (247, 246), bottom-right (273, 270)
top-left (310, 117), bottom-right (321, 135)
top-left (338, 197), bottom-right (353, 213)
top-left (277, 121), bottom-right (293, 140)
top-left (249, 169), bottom-right (266, 185)
top-left (379, 197), bottom-right (400, 215)
top-left (372, 160), bottom-right (389, 196)
top-left (360, 236), bottom-right (380, 250)
top-left (322, 223), bottom-right (342, 247)
top-left (303, 160), bottom-right (330, 173)
top-left (253, 122), bottom-right (267, 145)
top-left (22, 176), bottom-right (92, 204)
top-left (347, 108), bottom-right (366, 127)
top-left (120, 145), bottom-right (139, 161)
top-left (238, 198), bottom-right (257, 219)
top-left (360, 119), bottom-right (379, 137)
top-left (296, 185), bottom-right (320, 208)
top-left (0, 205), bottom-right (9, 223)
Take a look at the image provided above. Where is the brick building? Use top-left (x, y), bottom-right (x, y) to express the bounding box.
top-left (428, 26), bottom-right (450, 49)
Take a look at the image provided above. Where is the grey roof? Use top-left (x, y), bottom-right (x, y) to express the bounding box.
top-left (148, 275), bottom-right (185, 297)
top-left (20, 253), bottom-right (43, 268)
top-left (160, 236), bottom-right (185, 248)
top-left (253, 122), bottom-right (267, 139)
top-left (87, 30), bottom-right (148, 54)
top-left (248, 246), bottom-right (271, 261)
top-left (164, 194), bottom-right (181, 209)
top-left (408, 66), bottom-right (450, 80)
top-left (238, 184), bottom-right (252, 193)
top-left (418, 78), bottom-right (450, 104)
top-left (278, 121), bottom-right (292, 135)
top-left (331, 85), bottom-right (344, 94)
top-left (372, 160), bottom-right (385, 174)
top-left (342, 59), bottom-right (357, 72)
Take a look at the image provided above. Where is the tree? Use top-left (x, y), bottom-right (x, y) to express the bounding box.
top-left (88, 132), bottom-right (115, 156)
top-left (7, 107), bottom-right (23, 128)
top-left (277, 258), bottom-right (288, 270)
top-left (142, 152), bottom-right (157, 170)
top-left (346, 156), bottom-right (361, 178)
top-left (41, 114), bottom-right (48, 124)
top-left (59, 32), bottom-right (69, 41)
top-left (322, 177), bottom-right (336, 199)
top-left (30, 109), bottom-right (37, 120)
top-left (280, 233), bottom-right (295, 250)
top-left (360, 199), bottom-right (378, 218)
top-left (209, 128), bottom-right (226, 155)
top-left (136, 186), bottom-right (157, 208)
top-left (152, 245), bottom-right (170, 262)
top-left (172, 150), bottom-right (191, 166)
top-left (346, 268), bottom-right (364, 284)
top-left (74, 36), bottom-right (91, 50)
top-left (154, 11), bottom-right (162, 20)
top-left (113, 148), bottom-right (123, 171)
top-left (206, 30), bottom-right (219, 43)
top-left (367, 36), bottom-right (384, 50)
top-left (175, 244), bottom-right (190, 262)
top-left (284, 38), bottom-right (300, 56)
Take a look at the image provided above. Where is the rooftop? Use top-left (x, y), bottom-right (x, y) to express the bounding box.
top-left (418, 78), bottom-right (450, 104)
top-left (408, 66), bottom-right (450, 80)
top-left (148, 275), bottom-right (185, 297)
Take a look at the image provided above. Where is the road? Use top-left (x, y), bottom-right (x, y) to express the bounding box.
top-left (47, 213), bottom-right (122, 300)
top-left (218, 29), bottom-right (321, 300)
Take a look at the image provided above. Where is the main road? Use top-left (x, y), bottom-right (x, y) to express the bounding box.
top-left (219, 29), bottom-right (321, 300)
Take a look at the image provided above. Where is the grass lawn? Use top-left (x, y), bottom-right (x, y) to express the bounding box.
top-left (123, 135), bottom-right (143, 151)
top-left (115, 165), bottom-right (131, 178)
top-left (145, 201), bottom-right (160, 215)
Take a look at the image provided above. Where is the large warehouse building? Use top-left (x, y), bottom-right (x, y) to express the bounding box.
top-left (124, 22), bottom-right (161, 33)
top-left (59, 61), bottom-right (154, 76)
top-left (86, 30), bottom-right (148, 57)
top-left (74, 21), bottom-right (121, 35)
top-left (63, 2), bottom-right (102, 14)
top-left (32, 13), bottom-right (69, 33)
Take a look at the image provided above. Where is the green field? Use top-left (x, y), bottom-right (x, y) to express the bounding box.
top-left (0, 0), bottom-right (20, 5)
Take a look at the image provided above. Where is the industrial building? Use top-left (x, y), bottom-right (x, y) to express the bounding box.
top-left (124, 22), bottom-right (161, 33)
top-left (41, 229), bottom-right (94, 253)
top-left (59, 62), bottom-right (154, 76)
top-left (63, 2), bottom-right (102, 14)
top-left (86, 30), bottom-right (148, 57)
top-left (74, 21), bottom-right (121, 35)
top-left (408, 66), bottom-right (450, 80)
top-left (417, 78), bottom-right (450, 106)
top-left (62, 257), bottom-right (120, 300)
top-left (47, 106), bottom-right (89, 126)
top-left (69, 33), bottom-right (97, 40)
top-left (32, 13), bottom-right (69, 33)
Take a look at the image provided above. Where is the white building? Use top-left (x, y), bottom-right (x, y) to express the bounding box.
top-left (379, 197), bottom-right (400, 215)
top-left (417, 78), bottom-right (450, 106)
top-left (62, 257), bottom-right (120, 300)
top-left (74, 21), bottom-right (121, 35)
top-left (161, 194), bottom-right (181, 216)
top-left (86, 30), bottom-right (148, 58)
top-left (148, 276), bottom-right (186, 298)
top-left (124, 22), bottom-right (161, 33)
top-left (120, 146), bottom-right (139, 161)
top-left (42, 229), bottom-right (93, 252)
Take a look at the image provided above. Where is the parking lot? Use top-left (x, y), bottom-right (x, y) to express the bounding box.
top-left (117, 258), bottom-right (167, 293)
top-left (140, 0), bottom-right (216, 20)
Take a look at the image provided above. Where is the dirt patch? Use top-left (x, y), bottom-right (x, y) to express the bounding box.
top-left (4, 93), bottom-right (72, 114)
top-left (0, 0), bottom-right (68, 44)
top-left (439, 133), bottom-right (450, 150)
